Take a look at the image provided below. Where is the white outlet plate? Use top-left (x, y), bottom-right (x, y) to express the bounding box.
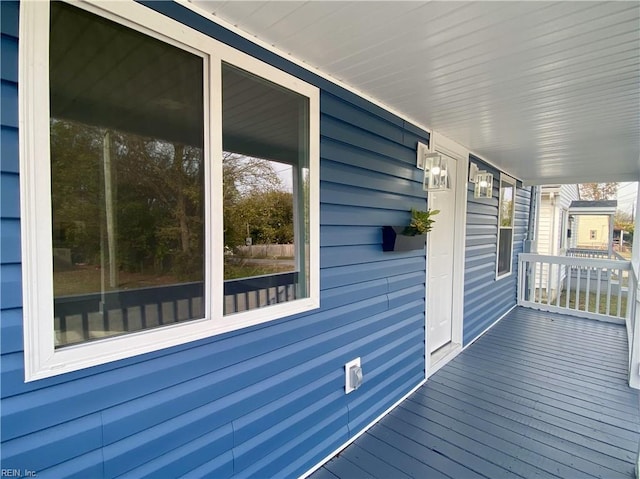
top-left (345, 357), bottom-right (361, 394)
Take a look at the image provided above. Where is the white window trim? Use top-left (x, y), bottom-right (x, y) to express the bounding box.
top-left (496, 173), bottom-right (516, 280)
top-left (19, 0), bottom-right (320, 381)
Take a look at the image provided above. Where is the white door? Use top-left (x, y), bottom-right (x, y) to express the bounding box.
top-left (427, 155), bottom-right (457, 352)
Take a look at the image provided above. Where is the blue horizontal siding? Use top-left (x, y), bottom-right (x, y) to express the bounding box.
top-left (1, 35), bottom-right (18, 82)
top-left (322, 138), bottom-right (418, 181)
top-left (1, 80), bottom-right (18, 128)
top-left (1, 218), bottom-right (20, 264)
top-left (1, 414), bottom-right (103, 473)
top-left (1, 126), bottom-right (19, 174)
top-left (0, 308), bottom-right (22, 354)
top-left (0, 1), bottom-right (431, 476)
top-left (1, 172), bottom-right (19, 218)
top-left (312, 308), bottom-right (640, 479)
top-left (1, 264), bottom-right (21, 310)
top-left (1, 1), bottom-right (538, 476)
top-left (463, 156), bottom-right (531, 345)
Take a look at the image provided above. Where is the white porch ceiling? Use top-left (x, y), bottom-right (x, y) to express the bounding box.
top-left (188, 1), bottom-right (640, 185)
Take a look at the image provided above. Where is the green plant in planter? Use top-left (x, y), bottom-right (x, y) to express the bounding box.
top-left (403, 208), bottom-right (440, 236)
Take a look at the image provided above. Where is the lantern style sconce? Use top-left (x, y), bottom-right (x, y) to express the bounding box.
top-left (474, 171), bottom-right (493, 198)
top-left (469, 162), bottom-right (493, 198)
top-left (417, 142), bottom-right (450, 191)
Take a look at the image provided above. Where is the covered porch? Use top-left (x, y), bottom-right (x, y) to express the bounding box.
top-left (311, 306), bottom-right (640, 479)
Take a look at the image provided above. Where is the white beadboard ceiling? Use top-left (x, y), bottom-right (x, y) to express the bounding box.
top-left (188, 1), bottom-right (640, 185)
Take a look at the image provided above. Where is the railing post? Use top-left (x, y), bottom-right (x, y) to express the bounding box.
top-left (629, 265), bottom-right (640, 390)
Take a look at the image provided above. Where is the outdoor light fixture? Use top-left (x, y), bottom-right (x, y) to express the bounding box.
top-left (423, 152), bottom-right (450, 191)
top-left (469, 162), bottom-right (493, 198)
top-left (417, 143), bottom-right (450, 191)
top-left (474, 171), bottom-right (493, 198)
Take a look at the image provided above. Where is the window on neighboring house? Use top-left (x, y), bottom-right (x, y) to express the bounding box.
top-left (590, 230), bottom-right (597, 240)
top-left (20, 1), bottom-right (319, 380)
top-left (496, 174), bottom-right (516, 278)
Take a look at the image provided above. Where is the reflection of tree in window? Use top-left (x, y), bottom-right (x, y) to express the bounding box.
top-left (51, 121), bottom-right (204, 295)
top-left (223, 152), bottom-right (295, 280)
top-left (49, 0), bottom-right (205, 346)
top-left (221, 61), bottom-right (310, 314)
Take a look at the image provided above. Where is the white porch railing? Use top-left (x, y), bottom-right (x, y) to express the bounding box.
top-left (628, 263), bottom-right (639, 390)
top-left (518, 253), bottom-right (639, 391)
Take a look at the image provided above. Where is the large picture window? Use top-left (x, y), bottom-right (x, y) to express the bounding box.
top-left (50, 1), bottom-right (206, 347)
top-left (497, 174), bottom-right (516, 278)
top-left (20, 0), bottom-right (319, 380)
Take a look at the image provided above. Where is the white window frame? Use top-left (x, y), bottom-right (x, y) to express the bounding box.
top-left (496, 173), bottom-right (516, 279)
top-left (19, 0), bottom-right (319, 381)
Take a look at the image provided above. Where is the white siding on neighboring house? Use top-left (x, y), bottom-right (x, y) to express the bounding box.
top-left (535, 184), bottom-right (579, 301)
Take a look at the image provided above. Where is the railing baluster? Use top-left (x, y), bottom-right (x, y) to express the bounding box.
top-left (565, 263), bottom-right (572, 309)
top-left (606, 271), bottom-right (612, 316)
top-left (556, 263), bottom-right (562, 307)
top-left (585, 268), bottom-right (592, 313)
top-left (616, 268), bottom-right (623, 318)
top-left (528, 259), bottom-right (536, 302)
top-left (576, 267), bottom-right (581, 311)
top-left (595, 268), bottom-right (602, 314)
top-left (546, 262), bottom-right (552, 305)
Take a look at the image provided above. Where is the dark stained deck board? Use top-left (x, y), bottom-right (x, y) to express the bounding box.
top-left (310, 307), bottom-right (640, 479)
top-left (337, 443), bottom-right (412, 479)
top-left (431, 368), bottom-right (638, 455)
top-left (444, 353), bottom-right (640, 424)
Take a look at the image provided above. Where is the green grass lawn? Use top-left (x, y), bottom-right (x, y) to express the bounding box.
top-left (558, 289), bottom-right (627, 317)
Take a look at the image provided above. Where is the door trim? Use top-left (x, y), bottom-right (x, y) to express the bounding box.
top-left (425, 132), bottom-right (468, 378)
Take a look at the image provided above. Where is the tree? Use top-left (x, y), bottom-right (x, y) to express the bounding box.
top-left (222, 152), bottom-right (287, 249)
top-left (615, 210), bottom-right (634, 234)
top-left (579, 183), bottom-right (617, 201)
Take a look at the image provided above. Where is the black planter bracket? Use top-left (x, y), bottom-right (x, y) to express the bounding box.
top-left (382, 226), bottom-right (426, 252)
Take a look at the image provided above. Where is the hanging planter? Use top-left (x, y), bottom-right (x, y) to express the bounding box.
top-left (382, 208), bottom-right (439, 252)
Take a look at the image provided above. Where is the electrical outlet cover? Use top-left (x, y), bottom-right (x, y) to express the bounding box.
top-left (345, 357), bottom-right (361, 394)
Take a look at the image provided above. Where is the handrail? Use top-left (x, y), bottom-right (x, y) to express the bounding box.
top-left (628, 262), bottom-right (639, 390)
top-left (518, 252), bottom-right (638, 391)
top-left (518, 253), bottom-right (631, 324)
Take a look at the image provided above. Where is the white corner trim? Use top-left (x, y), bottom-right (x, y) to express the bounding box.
top-left (298, 378), bottom-right (427, 479)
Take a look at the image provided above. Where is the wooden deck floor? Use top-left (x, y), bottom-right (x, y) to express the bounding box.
top-left (311, 307), bottom-right (640, 479)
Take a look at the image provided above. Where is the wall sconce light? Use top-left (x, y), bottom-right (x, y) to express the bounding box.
top-left (474, 171), bottom-right (493, 198)
top-left (469, 162), bottom-right (493, 198)
top-left (417, 142), bottom-right (450, 191)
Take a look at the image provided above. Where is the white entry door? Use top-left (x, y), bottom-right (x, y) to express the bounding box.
top-left (427, 155), bottom-right (458, 352)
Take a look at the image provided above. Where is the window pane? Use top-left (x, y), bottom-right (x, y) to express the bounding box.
top-left (499, 179), bottom-right (514, 227)
top-left (222, 63), bottom-right (310, 315)
top-left (50, 3), bottom-right (205, 347)
top-left (497, 229), bottom-right (513, 276)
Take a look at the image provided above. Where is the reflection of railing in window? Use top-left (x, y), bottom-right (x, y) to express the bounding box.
top-left (54, 272), bottom-right (298, 346)
top-left (223, 272), bottom-right (297, 314)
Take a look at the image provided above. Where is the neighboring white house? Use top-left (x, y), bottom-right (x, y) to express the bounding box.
top-left (537, 184), bottom-right (580, 257)
top-left (534, 184), bottom-right (580, 301)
